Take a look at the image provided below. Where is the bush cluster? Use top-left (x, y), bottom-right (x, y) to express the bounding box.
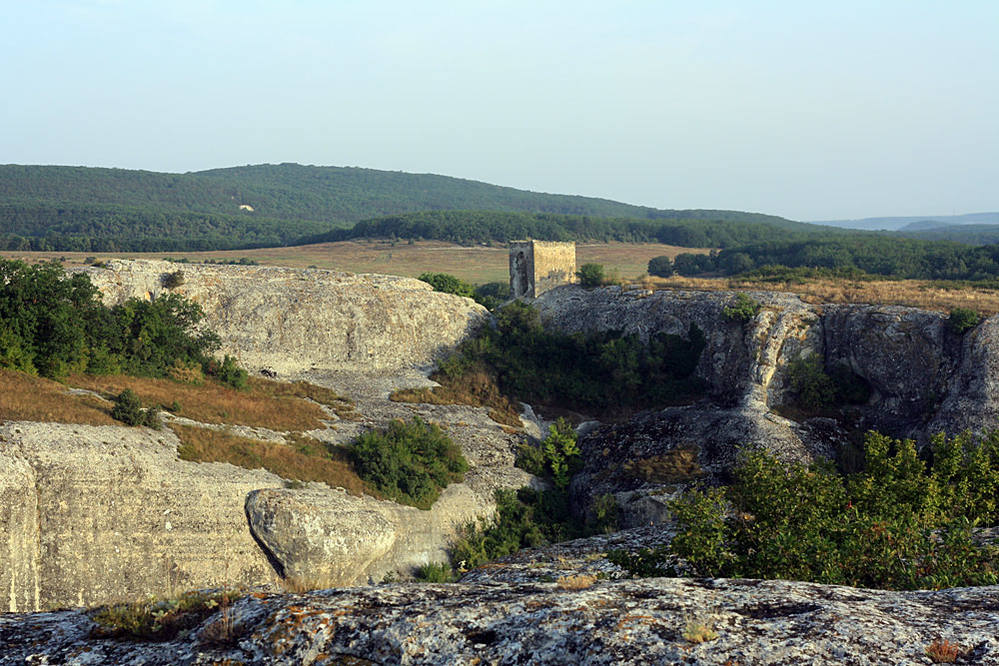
top-left (785, 356), bottom-right (871, 412)
top-left (350, 417), bottom-right (468, 510)
top-left (610, 431), bottom-right (999, 590)
top-left (435, 302), bottom-right (706, 414)
top-left (453, 424), bottom-right (614, 570)
top-left (0, 259), bottom-right (246, 388)
top-left (417, 272), bottom-right (509, 310)
top-left (721, 293), bottom-right (761, 322)
top-left (575, 263), bottom-right (606, 288)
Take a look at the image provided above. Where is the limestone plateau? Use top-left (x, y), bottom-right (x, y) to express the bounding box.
top-left (2, 260), bottom-right (999, 664)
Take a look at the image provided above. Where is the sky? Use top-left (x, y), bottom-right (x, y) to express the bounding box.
top-left (2, 1), bottom-right (997, 221)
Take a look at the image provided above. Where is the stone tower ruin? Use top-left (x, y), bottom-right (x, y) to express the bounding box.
top-left (509, 240), bottom-right (576, 299)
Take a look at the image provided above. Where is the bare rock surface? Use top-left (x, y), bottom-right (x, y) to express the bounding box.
top-left (2, 578), bottom-right (997, 665)
top-left (82, 259), bottom-right (488, 374)
top-left (0, 421), bottom-right (284, 612)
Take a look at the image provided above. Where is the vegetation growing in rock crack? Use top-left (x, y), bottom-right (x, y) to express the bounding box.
top-left (783, 355), bottom-right (871, 414)
top-left (609, 430), bottom-right (999, 590)
top-left (349, 416), bottom-right (468, 510)
top-left (452, 423), bottom-right (615, 571)
top-left (721, 292), bottom-right (761, 322)
top-left (947, 307), bottom-right (981, 334)
top-left (90, 589), bottom-right (241, 641)
top-left (426, 301), bottom-right (707, 417)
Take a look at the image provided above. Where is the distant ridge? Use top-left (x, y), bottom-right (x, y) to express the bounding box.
top-left (815, 212), bottom-right (999, 232)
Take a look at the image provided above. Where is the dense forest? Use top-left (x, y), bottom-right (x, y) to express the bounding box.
top-left (300, 210), bottom-right (821, 246)
top-left (0, 164), bottom-right (797, 251)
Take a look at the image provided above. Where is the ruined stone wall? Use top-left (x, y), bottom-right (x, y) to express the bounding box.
top-left (508, 240), bottom-right (575, 298)
top-left (531, 241), bottom-right (576, 296)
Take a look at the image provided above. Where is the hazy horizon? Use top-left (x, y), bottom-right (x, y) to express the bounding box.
top-left (3, 1), bottom-right (997, 221)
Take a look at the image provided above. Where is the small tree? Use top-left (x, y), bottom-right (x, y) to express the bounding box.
top-left (576, 263), bottom-right (605, 288)
top-left (948, 307), bottom-right (981, 334)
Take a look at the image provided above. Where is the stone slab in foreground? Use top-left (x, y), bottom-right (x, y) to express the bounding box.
top-left (2, 578), bottom-right (997, 664)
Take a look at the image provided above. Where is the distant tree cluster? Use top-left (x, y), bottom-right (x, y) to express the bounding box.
top-left (656, 236), bottom-right (999, 281)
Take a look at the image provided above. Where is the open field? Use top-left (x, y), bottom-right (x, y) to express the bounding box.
top-left (7, 241), bottom-right (999, 313)
top-left (1, 240), bottom-right (709, 285)
top-left (643, 275), bottom-right (999, 315)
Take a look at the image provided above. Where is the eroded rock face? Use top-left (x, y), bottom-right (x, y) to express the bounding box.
top-left (0, 422), bottom-right (283, 611)
top-left (83, 260), bottom-right (488, 375)
top-left (2, 578), bottom-right (996, 665)
top-left (537, 284), bottom-right (999, 439)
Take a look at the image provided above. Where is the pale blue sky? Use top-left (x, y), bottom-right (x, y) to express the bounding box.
top-left (2, 1), bottom-right (997, 220)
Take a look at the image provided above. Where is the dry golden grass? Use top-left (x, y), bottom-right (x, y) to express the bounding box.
top-left (555, 574), bottom-right (598, 590)
top-left (639, 275), bottom-right (999, 314)
top-left (4, 240), bottom-right (708, 285)
top-left (170, 424), bottom-right (369, 496)
top-left (390, 363), bottom-right (521, 427)
top-left (66, 375), bottom-right (349, 431)
top-left (0, 369), bottom-right (116, 425)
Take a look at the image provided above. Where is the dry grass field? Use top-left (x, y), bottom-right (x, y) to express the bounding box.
top-left (2, 240), bottom-right (708, 285)
top-left (640, 275), bottom-right (999, 315)
top-left (65, 375), bottom-right (352, 431)
top-left (7, 241), bottom-right (999, 313)
top-left (0, 369), bottom-right (116, 425)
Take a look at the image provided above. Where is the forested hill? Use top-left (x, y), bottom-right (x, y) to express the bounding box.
top-left (0, 163), bottom-right (811, 251)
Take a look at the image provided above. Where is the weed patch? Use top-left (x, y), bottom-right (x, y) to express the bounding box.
top-left (171, 424), bottom-right (368, 496)
top-left (90, 589), bottom-right (240, 642)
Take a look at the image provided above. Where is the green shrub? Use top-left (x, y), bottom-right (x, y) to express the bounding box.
top-left (207, 355), bottom-right (248, 390)
top-left (647, 255), bottom-right (673, 277)
top-left (948, 307), bottom-right (981, 334)
top-left (110, 389), bottom-right (144, 426)
top-left (515, 419), bottom-right (582, 489)
top-left (721, 293), bottom-right (761, 322)
top-left (610, 431), bottom-right (999, 590)
top-left (576, 263), bottom-right (605, 288)
top-left (110, 389), bottom-right (160, 428)
top-left (418, 272), bottom-right (475, 299)
top-left (472, 281), bottom-right (509, 310)
top-left (161, 269), bottom-right (185, 289)
top-left (786, 356), bottom-right (871, 412)
top-left (414, 562), bottom-right (456, 582)
top-left (350, 417), bottom-right (468, 509)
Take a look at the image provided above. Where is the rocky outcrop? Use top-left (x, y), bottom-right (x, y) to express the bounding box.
top-left (0, 397), bottom-right (530, 612)
top-left (2, 577), bottom-right (997, 665)
top-left (537, 284), bottom-right (999, 439)
top-left (245, 482), bottom-right (489, 587)
top-left (0, 422), bottom-right (284, 611)
top-left (538, 285), bottom-right (999, 523)
top-left (82, 260), bottom-right (488, 375)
